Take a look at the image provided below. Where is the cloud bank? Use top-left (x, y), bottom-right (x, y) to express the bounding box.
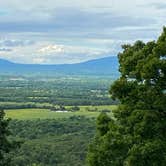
top-left (0, 0), bottom-right (165, 64)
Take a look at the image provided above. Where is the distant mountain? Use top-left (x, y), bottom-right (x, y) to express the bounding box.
top-left (0, 56), bottom-right (119, 77)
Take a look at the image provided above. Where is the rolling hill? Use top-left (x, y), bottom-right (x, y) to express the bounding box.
top-left (0, 56), bottom-right (119, 77)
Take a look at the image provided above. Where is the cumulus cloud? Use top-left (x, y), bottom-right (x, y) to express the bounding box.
top-left (38, 45), bottom-right (65, 54)
top-left (0, 0), bottom-right (165, 63)
top-left (35, 43), bottom-right (112, 64)
top-left (38, 44), bottom-right (110, 56)
top-left (0, 41), bottom-right (113, 64)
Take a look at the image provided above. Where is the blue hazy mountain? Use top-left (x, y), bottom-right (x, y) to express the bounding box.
top-left (0, 56), bottom-right (119, 77)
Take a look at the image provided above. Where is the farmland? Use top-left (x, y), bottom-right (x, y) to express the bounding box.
top-left (0, 75), bottom-right (118, 109)
top-left (5, 105), bottom-right (117, 120)
top-left (0, 75), bottom-right (117, 166)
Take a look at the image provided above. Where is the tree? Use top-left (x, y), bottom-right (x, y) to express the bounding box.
top-left (87, 27), bottom-right (166, 166)
top-left (0, 110), bottom-right (18, 166)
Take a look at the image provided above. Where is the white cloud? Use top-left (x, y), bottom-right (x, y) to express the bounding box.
top-left (0, 41), bottom-right (113, 64)
top-left (38, 45), bottom-right (65, 54)
top-left (0, 0), bottom-right (165, 63)
top-left (38, 44), bottom-right (111, 56)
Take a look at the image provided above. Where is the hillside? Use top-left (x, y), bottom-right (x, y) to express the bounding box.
top-left (0, 56), bottom-right (119, 77)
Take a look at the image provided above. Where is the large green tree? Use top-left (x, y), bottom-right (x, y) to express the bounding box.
top-left (87, 27), bottom-right (166, 166)
top-left (0, 110), bottom-right (18, 166)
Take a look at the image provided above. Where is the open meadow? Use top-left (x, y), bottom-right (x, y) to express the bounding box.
top-left (5, 105), bottom-right (117, 120)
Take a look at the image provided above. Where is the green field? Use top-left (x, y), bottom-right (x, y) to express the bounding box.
top-left (1, 75), bottom-right (118, 165)
top-left (0, 76), bottom-right (118, 106)
top-left (5, 105), bottom-right (117, 120)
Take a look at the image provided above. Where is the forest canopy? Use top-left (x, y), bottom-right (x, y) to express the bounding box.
top-left (87, 27), bottom-right (166, 166)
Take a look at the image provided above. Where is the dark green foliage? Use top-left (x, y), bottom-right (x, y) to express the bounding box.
top-left (9, 116), bottom-right (95, 166)
top-left (87, 113), bottom-right (129, 166)
top-left (0, 110), bottom-right (10, 166)
top-left (0, 110), bottom-right (18, 166)
top-left (87, 27), bottom-right (166, 165)
top-left (96, 112), bottom-right (111, 136)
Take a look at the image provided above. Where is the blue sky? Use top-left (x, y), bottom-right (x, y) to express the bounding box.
top-left (0, 0), bottom-right (166, 64)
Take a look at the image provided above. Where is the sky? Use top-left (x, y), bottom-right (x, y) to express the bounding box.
top-left (0, 0), bottom-right (166, 64)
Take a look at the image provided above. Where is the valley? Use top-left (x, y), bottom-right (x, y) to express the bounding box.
top-left (0, 73), bottom-right (117, 166)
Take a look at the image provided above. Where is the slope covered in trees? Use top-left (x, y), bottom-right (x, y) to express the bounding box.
top-left (8, 117), bottom-right (95, 166)
top-left (87, 28), bottom-right (166, 165)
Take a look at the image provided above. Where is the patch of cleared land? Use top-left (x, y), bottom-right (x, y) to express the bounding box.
top-left (5, 105), bottom-right (117, 120)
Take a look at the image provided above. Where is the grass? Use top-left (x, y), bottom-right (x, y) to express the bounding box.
top-left (5, 105), bottom-right (117, 120)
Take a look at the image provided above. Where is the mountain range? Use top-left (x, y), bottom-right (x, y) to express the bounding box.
top-left (0, 56), bottom-right (119, 77)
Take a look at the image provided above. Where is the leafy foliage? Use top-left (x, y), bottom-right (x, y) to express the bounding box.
top-left (0, 110), bottom-right (19, 166)
top-left (8, 116), bottom-right (95, 166)
top-left (87, 27), bottom-right (166, 165)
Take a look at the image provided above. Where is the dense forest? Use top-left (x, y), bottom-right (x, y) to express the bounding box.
top-left (87, 27), bottom-right (166, 165)
top-left (4, 116), bottom-right (95, 166)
